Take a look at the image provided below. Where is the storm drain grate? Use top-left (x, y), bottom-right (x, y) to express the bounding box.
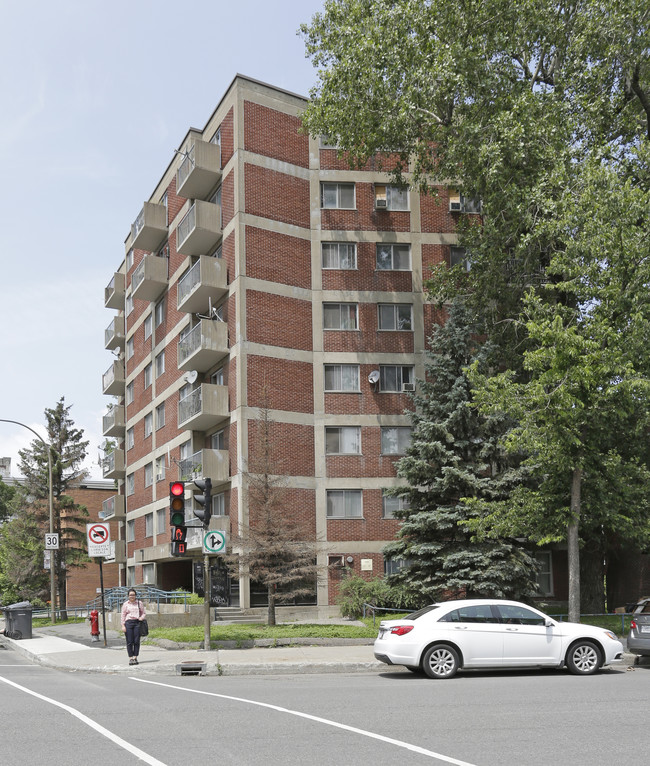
top-left (177, 662), bottom-right (207, 676)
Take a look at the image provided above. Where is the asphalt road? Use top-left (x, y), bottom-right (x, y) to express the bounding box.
top-left (1, 645), bottom-right (648, 766)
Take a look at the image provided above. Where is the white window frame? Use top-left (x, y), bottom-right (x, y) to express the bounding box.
top-left (155, 351), bottom-right (165, 378)
top-left (126, 427), bottom-right (134, 451)
top-left (450, 246), bottom-right (471, 271)
top-left (375, 184), bottom-right (409, 211)
top-left (144, 363), bottom-right (152, 389)
top-left (126, 474), bottom-right (135, 497)
top-left (126, 249), bottom-right (134, 271)
top-left (126, 381), bottom-right (134, 405)
top-left (144, 313), bottom-right (153, 340)
top-left (126, 519), bottom-right (135, 541)
top-left (324, 364), bottom-right (360, 392)
top-left (144, 511), bottom-right (154, 537)
top-left (536, 552), bottom-right (554, 596)
top-left (212, 492), bottom-right (226, 517)
top-left (211, 428), bottom-right (225, 450)
top-left (126, 337), bottom-right (134, 360)
top-left (155, 402), bottom-right (165, 430)
top-left (378, 304), bottom-right (413, 331)
top-left (144, 412), bottom-right (153, 439)
top-left (144, 463), bottom-right (153, 488)
top-left (323, 303), bottom-right (358, 331)
top-left (211, 367), bottom-right (224, 386)
top-left (381, 426), bottom-right (412, 455)
top-left (322, 242), bottom-right (357, 270)
top-left (321, 182), bottom-right (355, 210)
top-left (154, 298), bottom-right (165, 328)
top-left (382, 493), bottom-right (410, 519)
top-left (155, 455), bottom-right (166, 482)
top-left (376, 243), bottom-right (411, 271)
top-left (326, 489), bottom-right (363, 519)
top-left (325, 426), bottom-right (361, 455)
top-left (126, 293), bottom-right (134, 316)
top-left (156, 508), bottom-right (166, 535)
top-left (379, 365), bottom-right (414, 392)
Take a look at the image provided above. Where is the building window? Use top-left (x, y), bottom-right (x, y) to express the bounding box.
top-left (144, 314), bottom-right (153, 340)
top-left (321, 182), bottom-right (355, 209)
top-left (384, 557), bottom-right (407, 575)
top-left (126, 249), bottom-right (134, 271)
top-left (211, 428), bottom-right (225, 450)
top-left (145, 512), bottom-right (153, 537)
top-left (144, 463), bottom-right (153, 488)
top-left (382, 493), bottom-right (410, 519)
top-left (381, 427), bottom-right (412, 455)
top-left (323, 303), bottom-right (358, 330)
top-left (324, 364), bottom-right (360, 392)
top-left (378, 304), bottom-right (413, 331)
top-left (142, 563), bottom-right (155, 584)
top-left (126, 427), bottom-right (134, 451)
top-left (126, 337), bottom-right (134, 360)
top-left (327, 489), bottom-right (363, 518)
top-left (155, 351), bottom-right (165, 378)
top-left (210, 127), bottom-right (221, 146)
top-left (154, 298), bottom-right (165, 328)
top-left (319, 135), bottom-right (338, 148)
top-left (155, 456), bottom-right (166, 482)
top-left (211, 367), bottom-right (224, 386)
top-left (380, 365), bottom-right (414, 392)
top-left (156, 508), bottom-right (166, 535)
top-left (375, 184), bottom-right (409, 211)
top-left (126, 293), bottom-right (134, 316)
top-left (450, 246), bottom-right (471, 271)
top-left (144, 412), bottom-right (153, 439)
top-left (155, 402), bottom-right (165, 430)
top-left (126, 382), bottom-right (134, 405)
top-left (376, 243), bottom-right (411, 271)
top-left (126, 474), bottom-right (135, 497)
top-left (213, 492), bottom-right (226, 516)
top-left (126, 519), bottom-right (135, 541)
top-left (325, 426), bottom-right (361, 455)
top-left (536, 552), bottom-right (553, 596)
top-left (322, 242), bottom-right (357, 270)
top-left (144, 363), bottom-right (152, 389)
top-left (448, 189), bottom-right (482, 214)
top-left (180, 440), bottom-right (191, 460)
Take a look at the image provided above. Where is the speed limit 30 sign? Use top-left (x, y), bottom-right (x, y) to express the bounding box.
top-left (45, 533), bottom-right (59, 550)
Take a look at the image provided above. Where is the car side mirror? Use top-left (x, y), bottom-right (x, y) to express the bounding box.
top-left (545, 619), bottom-right (554, 628)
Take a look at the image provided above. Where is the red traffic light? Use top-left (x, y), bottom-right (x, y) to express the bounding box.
top-left (170, 481), bottom-right (184, 497)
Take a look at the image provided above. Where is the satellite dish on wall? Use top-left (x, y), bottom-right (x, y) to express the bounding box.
top-left (185, 370), bottom-right (199, 384)
top-left (368, 370), bottom-right (380, 384)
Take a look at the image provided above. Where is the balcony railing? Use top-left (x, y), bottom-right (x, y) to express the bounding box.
top-left (176, 139), bottom-right (222, 200)
top-left (102, 449), bottom-right (125, 479)
top-left (176, 200), bottom-right (222, 257)
top-left (131, 253), bottom-right (168, 302)
top-left (177, 255), bottom-right (227, 314)
top-left (102, 360), bottom-right (125, 395)
top-left (177, 320), bottom-right (228, 372)
top-left (178, 384), bottom-right (228, 431)
top-left (105, 272), bottom-right (125, 309)
top-left (104, 316), bottom-right (125, 350)
top-left (178, 448), bottom-right (229, 484)
top-left (102, 405), bottom-right (125, 436)
top-left (130, 202), bottom-right (168, 251)
top-left (100, 494), bottom-right (126, 520)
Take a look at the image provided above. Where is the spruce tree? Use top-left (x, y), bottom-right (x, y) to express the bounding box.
top-left (18, 397), bottom-right (90, 618)
top-left (383, 300), bottom-right (539, 605)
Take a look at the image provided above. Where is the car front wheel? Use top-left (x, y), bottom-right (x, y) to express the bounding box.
top-left (422, 644), bottom-right (460, 679)
top-left (566, 640), bottom-right (601, 675)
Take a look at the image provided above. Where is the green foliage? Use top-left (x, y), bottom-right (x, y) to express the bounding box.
top-left (149, 622), bottom-right (378, 643)
top-left (171, 590), bottom-right (203, 605)
top-left (0, 479), bottom-right (15, 524)
top-left (336, 573), bottom-right (393, 619)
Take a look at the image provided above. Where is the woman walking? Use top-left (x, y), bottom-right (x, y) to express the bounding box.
top-left (121, 588), bottom-right (146, 665)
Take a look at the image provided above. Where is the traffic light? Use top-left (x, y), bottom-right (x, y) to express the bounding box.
top-left (169, 481), bottom-right (187, 556)
top-left (193, 477), bottom-right (212, 528)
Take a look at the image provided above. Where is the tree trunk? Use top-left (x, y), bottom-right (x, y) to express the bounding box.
top-left (267, 585), bottom-right (276, 626)
top-left (580, 543), bottom-right (605, 613)
top-left (567, 467), bottom-right (581, 623)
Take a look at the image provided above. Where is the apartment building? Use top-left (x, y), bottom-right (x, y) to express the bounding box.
top-left (101, 75), bottom-right (460, 615)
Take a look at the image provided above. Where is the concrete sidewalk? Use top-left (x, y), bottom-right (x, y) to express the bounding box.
top-left (0, 620), bottom-right (384, 677)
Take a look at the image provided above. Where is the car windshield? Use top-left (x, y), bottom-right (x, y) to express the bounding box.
top-left (406, 604), bottom-right (441, 620)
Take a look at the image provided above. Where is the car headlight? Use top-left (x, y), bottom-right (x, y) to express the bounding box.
top-left (604, 631), bottom-right (618, 641)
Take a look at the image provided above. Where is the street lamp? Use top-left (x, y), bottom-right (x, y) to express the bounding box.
top-left (0, 418), bottom-right (56, 624)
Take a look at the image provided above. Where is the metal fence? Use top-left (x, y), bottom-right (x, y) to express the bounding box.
top-left (86, 585), bottom-right (192, 614)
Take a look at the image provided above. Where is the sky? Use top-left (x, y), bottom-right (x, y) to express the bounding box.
top-left (0, 0), bottom-right (326, 481)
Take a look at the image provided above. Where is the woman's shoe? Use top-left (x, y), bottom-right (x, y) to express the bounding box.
top-left (129, 658), bottom-right (135, 665)
top-left (134, 658), bottom-right (139, 665)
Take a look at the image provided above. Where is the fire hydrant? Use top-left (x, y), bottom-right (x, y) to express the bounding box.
top-left (89, 609), bottom-right (100, 642)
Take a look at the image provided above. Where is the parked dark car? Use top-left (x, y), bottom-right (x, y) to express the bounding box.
top-left (628, 598), bottom-right (650, 657)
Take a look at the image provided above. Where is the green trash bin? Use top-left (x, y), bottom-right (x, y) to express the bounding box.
top-left (2, 602), bottom-right (32, 640)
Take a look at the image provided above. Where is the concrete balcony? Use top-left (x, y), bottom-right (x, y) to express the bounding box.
top-left (176, 200), bottom-right (222, 257)
top-left (104, 316), bottom-right (125, 350)
top-left (100, 494), bottom-right (125, 520)
top-left (105, 539), bottom-right (127, 565)
top-left (130, 202), bottom-right (168, 252)
top-left (178, 384), bottom-right (228, 431)
top-left (131, 253), bottom-right (168, 302)
top-left (177, 320), bottom-right (228, 372)
top-left (176, 139), bottom-right (222, 200)
top-left (102, 449), bottom-right (125, 479)
top-left (102, 405), bottom-right (125, 437)
top-left (177, 255), bottom-right (227, 314)
top-left (178, 448), bottom-right (229, 485)
top-left (105, 272), bottom-right (125, 309)
top-left (102, 360), bottom-right (125, 396)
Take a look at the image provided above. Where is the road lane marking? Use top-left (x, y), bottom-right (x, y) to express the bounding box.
top-left (0, 674), bottom-right (167, 766)
top-left (132, 677), bottom-right (478, 766)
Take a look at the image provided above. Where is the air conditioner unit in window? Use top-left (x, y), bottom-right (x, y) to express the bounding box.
top-left (449, 200), bottom-right (463, 212)
top-left (327, 554), bottom-right (345, 568)
top-left (375, 198), bottom-right (388, 209)
top-left (402, 383), bottom-right (415, 392)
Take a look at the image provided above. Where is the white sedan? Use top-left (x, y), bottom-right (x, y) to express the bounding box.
top-left (373, 599), bottom-right (624, 678)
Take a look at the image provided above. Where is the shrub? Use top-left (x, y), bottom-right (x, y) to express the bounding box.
top-left (337, 574), bottom-right (391, 619)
